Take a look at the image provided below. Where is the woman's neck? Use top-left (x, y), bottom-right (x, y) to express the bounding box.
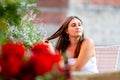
top-left (69, 37), bottom-right (80, 46)
top-left (66, 37), bottom-right (80, 58)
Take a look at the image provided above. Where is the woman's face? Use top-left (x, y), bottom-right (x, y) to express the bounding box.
top-left (66, 18), bottom-right (83, 37)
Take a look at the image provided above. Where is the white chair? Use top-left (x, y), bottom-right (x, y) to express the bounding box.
top-left (95, 46), bottom-right (120, 73)
top-left (115, 47), bottom-right (120, 70)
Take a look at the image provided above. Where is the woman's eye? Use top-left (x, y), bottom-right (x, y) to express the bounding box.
top-left (71, 23), bottom-right (76, 27)
top-left (78, 23), bottom-right (81, 26)
top-left (71, 23), bottom-right (82, 27)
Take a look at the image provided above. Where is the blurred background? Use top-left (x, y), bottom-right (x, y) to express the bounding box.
top-left (35, 0), bottom-right (120, 46)
top-left (0, 0), bottom-right (120, 73)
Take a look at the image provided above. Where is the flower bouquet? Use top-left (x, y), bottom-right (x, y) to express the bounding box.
top-left (0, 41), bottom-right (71, 80)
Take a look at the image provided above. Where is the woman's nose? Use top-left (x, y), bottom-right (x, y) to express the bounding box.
top-left (76, 25), bottom-right (80, 29)
top-left (76, 25), bottom-right (82, 30)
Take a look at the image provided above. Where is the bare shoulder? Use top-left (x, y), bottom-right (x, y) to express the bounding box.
top-left (81, 38), bottom-right (95, 51)
top-left (82, 38), bottom-right (95, 46)
top-left (81, 38), bottom-right (95, 56)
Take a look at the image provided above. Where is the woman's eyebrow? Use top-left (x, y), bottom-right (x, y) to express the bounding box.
top-left (71, 22), bottom-right (81, 25)
top-left (71, 23), bottom-right (76, 24)
top-left (78, 22), bottom-right (82, 25)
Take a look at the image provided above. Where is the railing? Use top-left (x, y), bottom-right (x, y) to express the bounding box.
top-left (72, 70), bottom-right (120, 80)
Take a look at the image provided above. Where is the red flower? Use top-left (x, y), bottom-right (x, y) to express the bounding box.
top-left (0, 42), bottom-right (26, 78)
top-left (0, 56), bottom-right (25, 78)
top-left (28, 54), bottom-right (52, 75)
top-left (29, 42), bottom-right (61, 76)
top-left (31, 41), bottom-right (55, 55)
top-left (1, 42), bottom-right (26, 59)
top-left (0, 42), bottom-right (66, 79)
top-left (28, 53), bottom-right (61, 76)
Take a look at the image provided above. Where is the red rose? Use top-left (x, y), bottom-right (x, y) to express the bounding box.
top-left (27, 54), bottom-right (51, 75)
top-left (31, 42), bottom-right (55, 55)
top-left (29, 42), bottom-right (61, 76)
top-left (0, 42), bottom-right (26, 78)
top-left (51, 53), bottom-right (61, 64)
top-left (0, 55), bottom-right (24, 78)
top-left (1, 42), bottom-right (26, 59)
top-left (28, 54), bottom-right (60, 76)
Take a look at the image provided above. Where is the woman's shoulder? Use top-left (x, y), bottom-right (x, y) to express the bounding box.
top-left (82, 38), bottom-right (95, 46)
top-left (81, 38), bottom-right (95, 56)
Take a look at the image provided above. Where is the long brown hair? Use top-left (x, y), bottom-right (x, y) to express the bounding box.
top-left (47, 16), bottom-right (84, 58)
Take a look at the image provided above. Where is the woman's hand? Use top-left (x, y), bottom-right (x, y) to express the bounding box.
top-left (42, 39), bottom-right (55, 54)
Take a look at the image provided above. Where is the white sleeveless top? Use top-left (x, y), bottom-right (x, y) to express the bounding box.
top-left (68, 56), bottom-right (99, 73)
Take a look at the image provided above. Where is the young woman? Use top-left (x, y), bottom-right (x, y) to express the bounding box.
top-left (46, 16), bottom-right (98, 73)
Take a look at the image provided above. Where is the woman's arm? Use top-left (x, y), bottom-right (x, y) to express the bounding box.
top-left (70, 38), bottom-right (95, 71)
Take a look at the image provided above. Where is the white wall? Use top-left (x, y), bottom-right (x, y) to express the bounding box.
top-left (68, 0), bottom-right (120, 46)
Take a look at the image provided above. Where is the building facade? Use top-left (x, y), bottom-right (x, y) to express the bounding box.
top-left (36, 0), bottom-right (120, 46)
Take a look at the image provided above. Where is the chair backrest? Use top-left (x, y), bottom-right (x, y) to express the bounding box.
top-left (115, 48), bottom-right (120, 70)
top-left (95, 46), bottom-right (120, 73)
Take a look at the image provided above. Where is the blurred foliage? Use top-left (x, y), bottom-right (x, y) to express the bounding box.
top-left (0, 0), bottom-right (40, 45)
top-left (0, 0), bottom-right (37, 28)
